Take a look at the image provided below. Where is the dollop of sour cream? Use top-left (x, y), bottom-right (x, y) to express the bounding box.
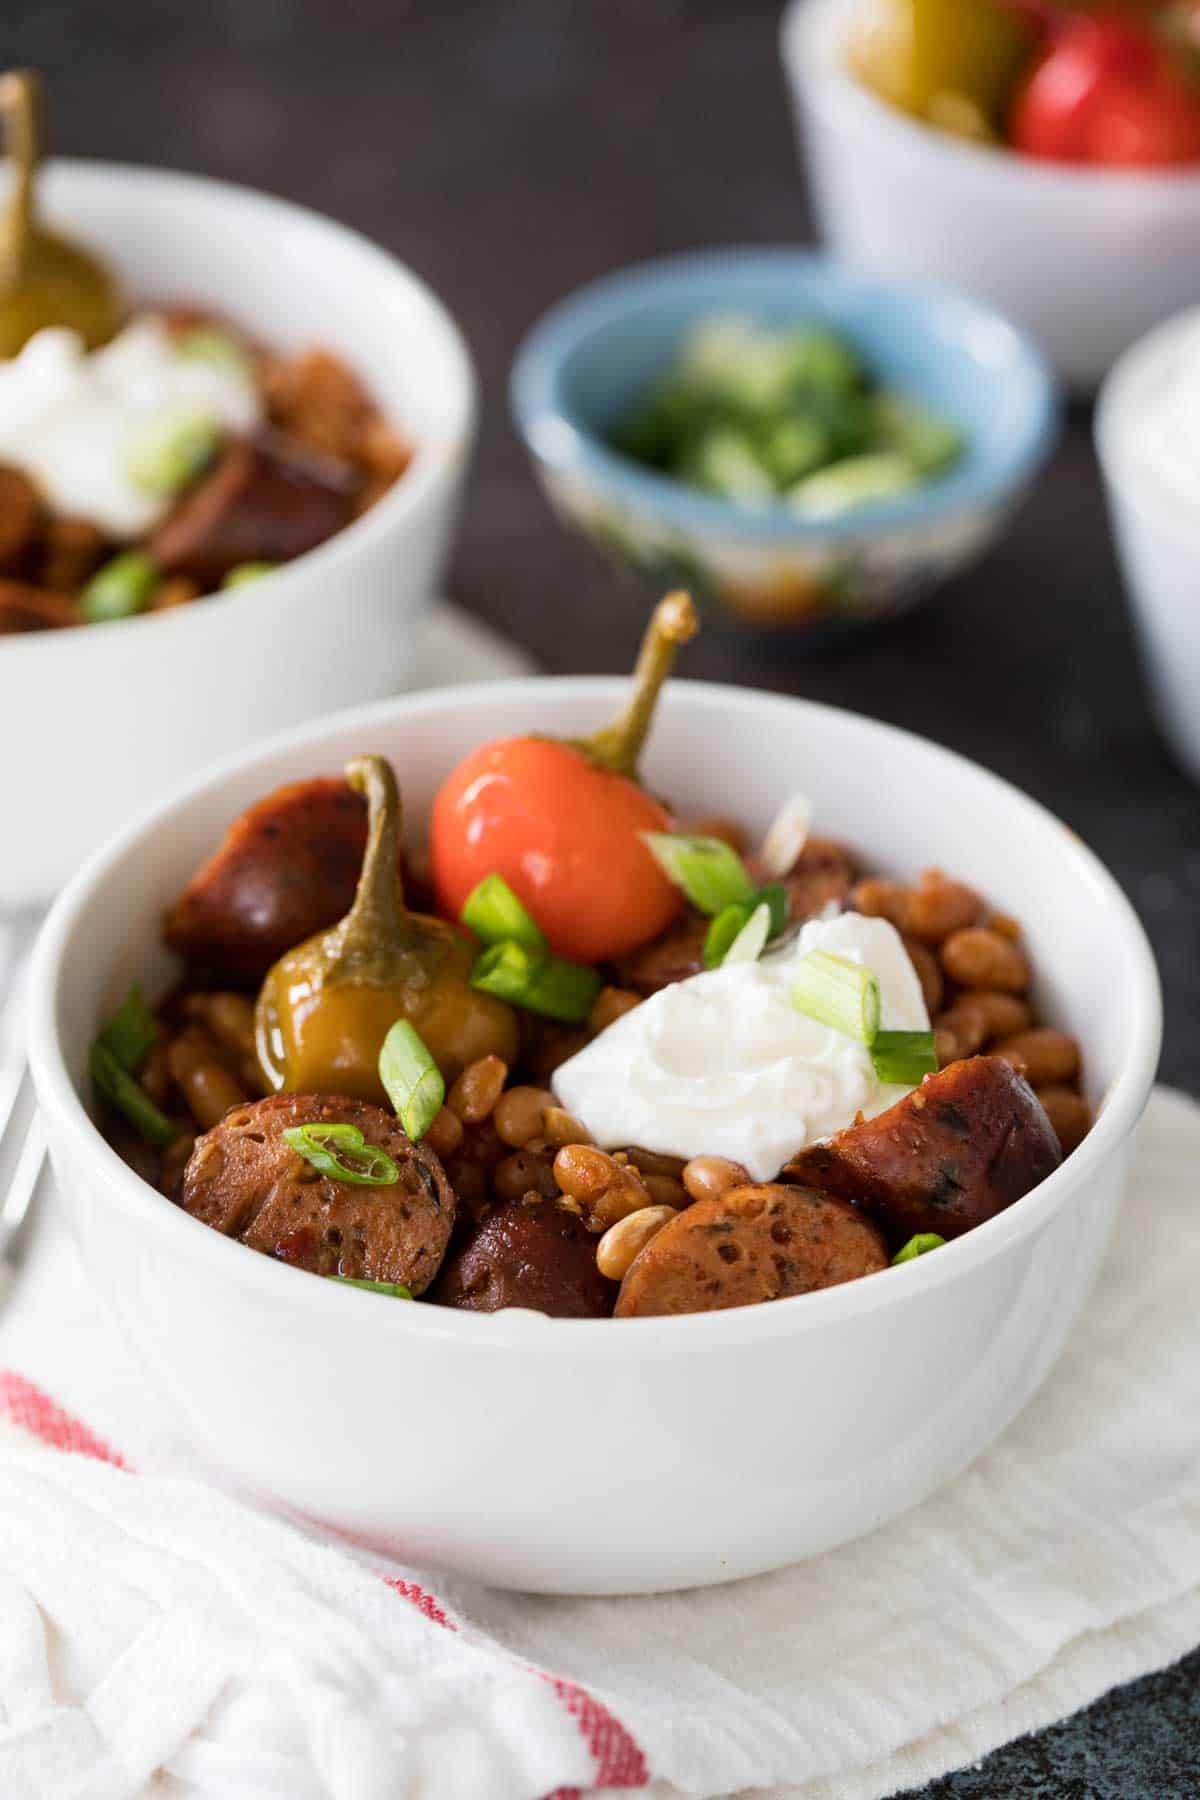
top-left (0, 317), bottom-right (261, 537)
top-left (552, 913), bottom-right (930, 1183)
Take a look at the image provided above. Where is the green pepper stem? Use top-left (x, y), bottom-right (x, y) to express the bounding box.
top-left (342, 755), bottom-right (407, 951)
top-left (576, 590), bottom-right (699, 779)
top-left (0, 70), bottom-right (40, 290)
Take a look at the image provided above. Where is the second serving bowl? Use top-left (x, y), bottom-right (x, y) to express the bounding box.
top-left (0, 160), bottom-right (476, 907)
top-left (28, 678), bottom-right (1159, 1594)
top-left (511, 248), bottom-right (1055, 637)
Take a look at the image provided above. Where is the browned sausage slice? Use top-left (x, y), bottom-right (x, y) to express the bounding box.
top-left (431, 1197), bottom-right (618, 1318)
top-left (151, 436), bottom-right (355, 587)
top-left (615, 1183), bottom-right (888, 1317)
top-left (616, 837), bottom-right (857, 996)
top-left (0, 469), bottom-right (40, 574)
top-left (0, 580), bottom-right (79, 634)
top-left (164, 777), bottom-right (374, 984)
top-left (781, 1055), bottom-right (1061, 1242)
top-left (178, 1092), bottom-right (455, 1293)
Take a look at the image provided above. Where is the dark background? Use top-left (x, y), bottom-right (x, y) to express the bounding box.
top-left (10, 0), bottom-right (1200, 1791)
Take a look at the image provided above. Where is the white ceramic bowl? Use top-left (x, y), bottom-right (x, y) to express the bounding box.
top-left (1095, 308), bottom-right (1200, 784)
top-left (0, 161), bottom-right (476, 907)
top-left (27, 679), bottom-right (1161, 1595)
top-left (782, 0), bottom-right (1200, 393)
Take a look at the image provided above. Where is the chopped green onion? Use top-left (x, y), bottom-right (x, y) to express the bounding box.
top-left (756, 883), bottom-right (789, 939)
top-left (330, 1276), bottom-right (413, 1299)
top-left (222, 561), bottom-right (277, 589)
top-left (175, 326), bottom-right (253, 378)
top-left (90, 1043), bottom-right (177, 1149)
top-left (892, 1232), bottom-right (946, 1265)
top-left (789, 452), bottom-right (919, 520)
top-left (704, 902), bottom-right (753, 968)
top-left (460, 873), bottom-right (547, 953)
top-left (95, 985), bottom-right (157, 1074)
top-left (379, 1020), bottom-right (445, 1142)
top-left (723, 901), bottom-right (771, 966)
top-left (870, 1030), bottom-right (938, 1086)
top-left (80, 550), bottom-right (159, 623)
top-left (792, 949), bottom-right (880, 1043)
top-left (126, 410), bottom-right (221, 497)
top-left (470, 940), bottom-right (601, 1023)
top-left (281, 1122), bottom-right (399, 1186)
top-left (642, 833), bottom-right (756, 917)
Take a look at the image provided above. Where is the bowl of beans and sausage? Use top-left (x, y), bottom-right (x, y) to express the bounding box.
top-left (27, 599), bottom-right (1160, 1593)
top-left (0, 160), bottom-right (475, 904)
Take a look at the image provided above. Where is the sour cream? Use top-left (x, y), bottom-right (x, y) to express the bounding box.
top-left (0, 317), bottom-right (261, 537)
top-left (552, 913), bottom-right (929, 1183)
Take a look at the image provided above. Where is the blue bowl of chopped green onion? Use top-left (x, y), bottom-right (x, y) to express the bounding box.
top-left (511, 248), bottom-right (1058, 634)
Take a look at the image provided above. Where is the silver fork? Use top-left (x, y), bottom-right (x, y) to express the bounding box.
top-left (0, 914), bottom-right (48, 1280)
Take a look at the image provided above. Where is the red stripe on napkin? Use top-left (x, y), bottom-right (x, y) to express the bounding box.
top-left (1, 1368), bottom-right (651, 1796)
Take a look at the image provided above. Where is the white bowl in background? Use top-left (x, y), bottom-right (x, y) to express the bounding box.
top-left (1096, 307), bottom-right (1200, 784)
top-left (0, 160), bottom-right (476, 907)
top-left (782, 0), bottom-right (1200, 393)
top-left (27, 679), bottom-right (1160, 1594)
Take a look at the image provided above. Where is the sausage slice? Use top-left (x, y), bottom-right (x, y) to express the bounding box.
top-left (164, 776), bottom-right (376, 984)
top-left (782, 1055), bottom-right (1061, 1242)
top-left (151, 436), bottom-right (355, 587)
top-left (614, 1183), bottom-right (888, 1318)
top-left (431, 1197), bottom-right (618, 1318)
top-left (615, 837), bottom-right (856, 996)
top-left (178, 1091), bottom-right (455, 1292)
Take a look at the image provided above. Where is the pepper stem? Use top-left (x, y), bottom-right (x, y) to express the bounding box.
top-left (341, 755), bottom-right (407, 949)
top-left (577, 591), bottom-right (699, 779)
top-left (0, 70), bottom-right (40, 292)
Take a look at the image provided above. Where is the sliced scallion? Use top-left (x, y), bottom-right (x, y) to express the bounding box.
top-left (703, 902), bottom-right (753, 969)
top-left (870, 1030), bottom-right (938, 1086)
top-left (757, 883), bottom-right (789, 939)
top-left (460, 873), bottom-right (547, 953)
top-left (95, 985), bottom-right (157, 1074)
top-left (281, 1122), bottom-right (399, 1187)
top-left (90, 1043), bottom-right (177, 1149)
top-left (80, 550), bottom-right (159, 623)
top-left (330, 1276), bottom-right (413, 1299)
top-left (791, 949), bottom-right (880, 1043)
top-left (175, 326), bottom-right (253, 378)
top-left (642, 832), bottom-right (755, 916)
top-left (723, 901), bottom-right (771, 966)
top-left (892, 1232), bottom-right (946, 1265)
top-left (126, 409), bottom-right (221, 498)
top-left (470, 940), bottom-right (600, 1023)
top-left (379, 1019), bottom-right (444, 1142)
top-left (222, 561), bottom-right (277, 589)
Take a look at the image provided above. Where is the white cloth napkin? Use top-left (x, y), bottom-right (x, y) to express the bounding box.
top-left (0, 1086), bottom-right (1197, 1800)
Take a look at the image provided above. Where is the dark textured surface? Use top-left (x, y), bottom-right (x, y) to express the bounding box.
top-left (10, 0), bottom-right (1199, 1790)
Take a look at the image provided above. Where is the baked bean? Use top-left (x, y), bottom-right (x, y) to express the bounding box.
top-left (0, 468), bottom-right (40, 571)
top-left (969, 992), bottom-right (1033, 1042)
top-left (588, 986), bottom-right (642, 1035)
top-left (553, 1145), bottom-right (651, 1230)
top-left (140, 1040), bottom-right (172, 1107)
top-left (596, 1205), bottom-right (677, 1281)
top-left (934, 998), bottom-right (989, 1060)
top-left (993, 1028), bottom-right (1080, 1086)
top-left (424, 1105), bottom-right (464, 1160)
top-left (41, 515), bottom-right (105, 589)
top-left (150, 576), bottom-right (201, 611)
top-left (541, 1106), bottom-right (593, 1147)
top-left (166, 1027), bottom-right (245, 1129)
top-left (183, 991), bottom-right (256, 1059)
top-left (935, 1027), bottom-right (960, 1069)
top-left (641, 1172), bottom-right (688, 1210)
top-left (447, 1054), bottom-right (508, 1124)
top-left (494, 1142), bottom-right (560, 1202)
top-left (903, 938), bottom-right (944, 1016)
top-left (682, 1155), bottom-right (751, 1205)
top-left (988, 913), bottom-right (1022, 941)
top-left (904, 870), bottom-right (983, 944)
top-left (493, 1085), bottom-right (554, 1148)
top-left (850, 877), bottom-right (910, 930)
top-left (625, 1146), bottom-right (687, 1178)
top-left (940, 927), bottom-right (1030, 993)
top-left (1036, 1085), bottom-right (1091, 1155)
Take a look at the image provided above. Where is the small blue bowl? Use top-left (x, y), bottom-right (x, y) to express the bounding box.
top-left (511, 247), bottom-right (1059, 633)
